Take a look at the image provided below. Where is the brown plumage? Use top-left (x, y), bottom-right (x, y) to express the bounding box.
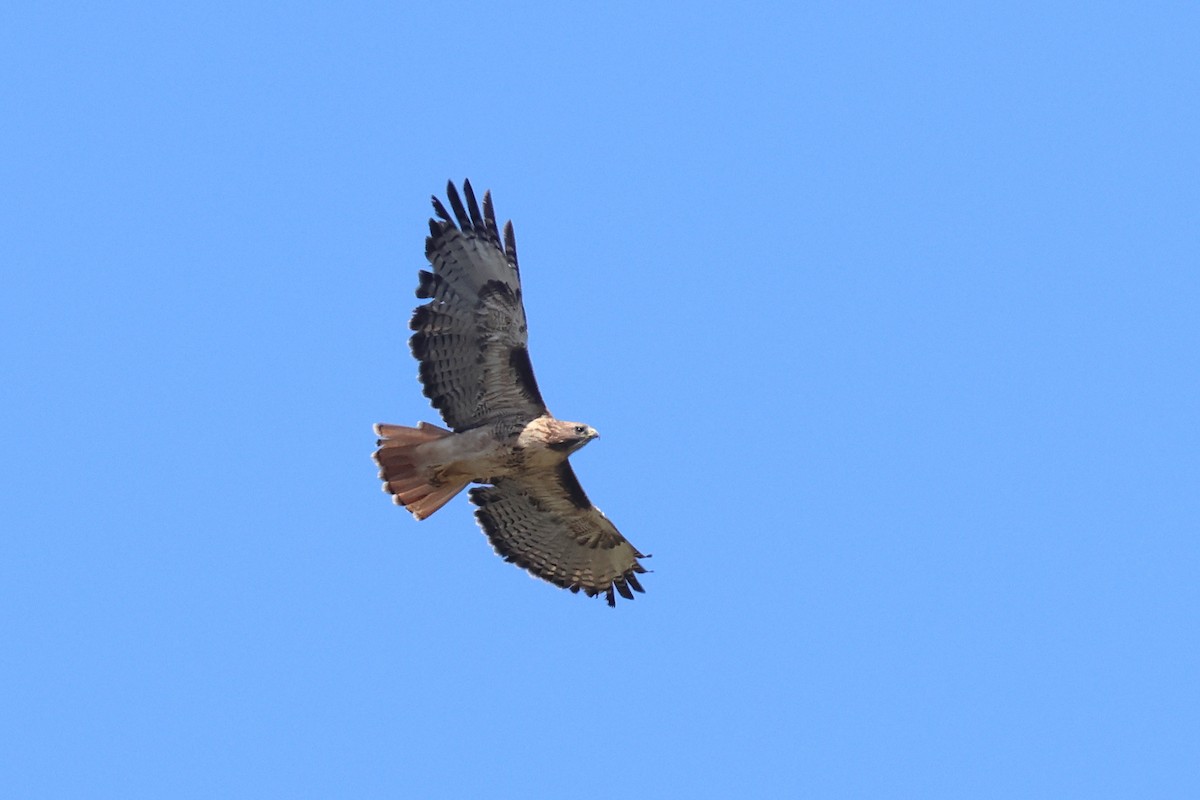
top-left (374, 180), bottom-right (648, 607)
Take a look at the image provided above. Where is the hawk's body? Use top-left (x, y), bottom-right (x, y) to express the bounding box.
top-left (374, 181), bottom-right (648, 606)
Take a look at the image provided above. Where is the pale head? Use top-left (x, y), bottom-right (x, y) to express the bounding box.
top-left (544, 419), bottom-right (600, 454)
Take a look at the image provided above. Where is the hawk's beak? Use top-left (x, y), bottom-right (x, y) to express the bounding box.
top-left (588, 427), bottom-right (600, 440)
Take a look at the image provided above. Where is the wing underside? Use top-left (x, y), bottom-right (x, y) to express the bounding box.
top-left (470, 462), bottom-right (649, 606)
top-left (410, 181), bottom-right (547, 431)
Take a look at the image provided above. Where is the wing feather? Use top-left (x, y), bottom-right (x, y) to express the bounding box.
top-left (469, 462), bottom-right (649, 607)
top-left (444, 180), bottom-right (471, 229)
top-left (482, 190), bottom-right (501, 242)
top-left (411, 180), bottom-right (547, 430)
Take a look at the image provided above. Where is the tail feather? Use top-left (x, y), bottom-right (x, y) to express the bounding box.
top-left (374, 421), bottom-right (468, 520)
top-left (374, 421), bottom-right (451, 442)
top-left (407, 482), bottom-right (468, 519)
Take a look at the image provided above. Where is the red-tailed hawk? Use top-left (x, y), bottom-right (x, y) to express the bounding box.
top-left (374, 180), bottom-right (649, 606)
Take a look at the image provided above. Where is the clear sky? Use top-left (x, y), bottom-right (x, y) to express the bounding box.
top-left (3, 2), bottom-right (1197, 797)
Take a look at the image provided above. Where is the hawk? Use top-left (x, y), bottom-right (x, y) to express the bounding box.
top-left (374, 180), bottom-right (649, 606)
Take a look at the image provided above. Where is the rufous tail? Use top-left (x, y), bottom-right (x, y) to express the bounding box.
top-left (373, 421), bottom-right (468, 520)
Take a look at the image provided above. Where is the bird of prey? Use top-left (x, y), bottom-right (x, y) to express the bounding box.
top-left (374, 180), bottom-right (648, 606)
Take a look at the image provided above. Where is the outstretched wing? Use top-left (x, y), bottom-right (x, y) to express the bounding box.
top-left (469, 462), bottom-right (649, 606)
top-left (410, 180), bottom-right (548, 431)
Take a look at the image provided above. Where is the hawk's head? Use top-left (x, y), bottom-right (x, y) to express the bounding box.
top-left (545, 420), bottom-right (600, 454)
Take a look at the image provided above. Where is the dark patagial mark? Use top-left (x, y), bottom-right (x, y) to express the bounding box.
top-left (507, 346), bottom-right (545, 407)
top-left (555, 462), bottom-right (592, 511)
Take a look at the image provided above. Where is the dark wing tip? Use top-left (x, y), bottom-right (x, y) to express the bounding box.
top-left (444, 180), bottom-right (471, 229)
top-left (430, 181), bottom-right (514, 267)
top-left (430, 196), bottom-right (453, 226)
top-left (604, 567), bottom-right (647, 607)
top-left (503, 220), bottom-right (518, 270)
top-left (462, 179), bottom-right (486, 230)
top-left (482, 190), bottom-right (501, 242)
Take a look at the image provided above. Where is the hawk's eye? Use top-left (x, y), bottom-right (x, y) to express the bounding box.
top-left (574, 425), bottom-right (587, 435)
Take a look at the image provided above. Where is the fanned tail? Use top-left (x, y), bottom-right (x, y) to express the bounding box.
top-left (373, 422), bottom-right (468, 520)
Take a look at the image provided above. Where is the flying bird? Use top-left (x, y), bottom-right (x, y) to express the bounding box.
top-left (374, 180), bottom-right (649, 606)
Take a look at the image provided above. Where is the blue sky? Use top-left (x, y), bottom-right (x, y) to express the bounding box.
top-left (3, 2), bottom-right (1197, 797)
